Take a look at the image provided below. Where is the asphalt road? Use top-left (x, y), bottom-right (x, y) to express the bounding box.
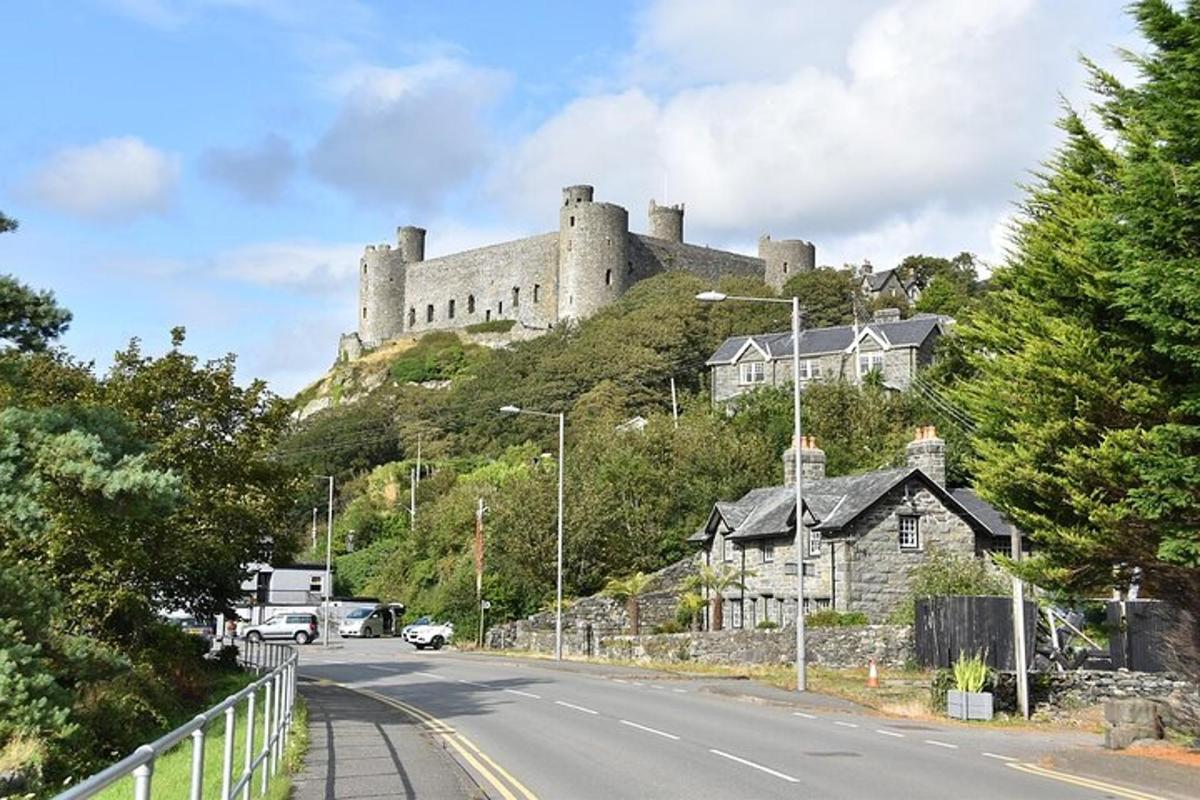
top-left (298, 640), bottom-right (1161, 800)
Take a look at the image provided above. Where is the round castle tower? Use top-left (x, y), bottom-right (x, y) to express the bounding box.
top-left (648, 199), bottom-right (684, 242)
top-left (557, 185), bottom-right (630, 321)
top-left (758, 235), bottom-right (816, 290)
top-left (358, 225), bottom-right (426, 346)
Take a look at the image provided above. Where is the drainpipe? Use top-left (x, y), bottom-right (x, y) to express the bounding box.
top-left (740, 544), bottom-right (746, 629)
top-left (829, 542), bottom-right (836, 610)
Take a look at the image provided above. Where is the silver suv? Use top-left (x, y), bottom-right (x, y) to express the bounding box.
top-left (243, 613), bottom-right (319, 644)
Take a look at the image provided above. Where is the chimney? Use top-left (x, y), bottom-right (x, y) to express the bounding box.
top-left (906, 426), bottom-right (945, 487)
top-left (783, 436), bottom-right (826, 485)
top-left (873, 307), bottom-right (902, 324)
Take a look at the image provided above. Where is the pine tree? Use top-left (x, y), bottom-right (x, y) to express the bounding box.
top-left (952, 0), bottom-right (1200, 673)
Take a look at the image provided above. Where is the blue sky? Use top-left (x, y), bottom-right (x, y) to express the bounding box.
top-left (0, 1), bottom-right (1138, 393)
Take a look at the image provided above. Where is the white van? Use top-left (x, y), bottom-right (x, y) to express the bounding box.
top-left (338, 603), bottom-right (406, 638)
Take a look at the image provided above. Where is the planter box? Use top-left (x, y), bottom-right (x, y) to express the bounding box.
top-left (947, 689), bottom-right (994, 721)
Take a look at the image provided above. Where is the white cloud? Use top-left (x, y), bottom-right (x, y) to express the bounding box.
top-left (493, 0), bottom-right (1127, 266)
top-left (309, 59), bottom-right (509, 207)
top-left (210, 241), bottom-right (363, 292)
top-left (28, 137), bottom-right (180, 223)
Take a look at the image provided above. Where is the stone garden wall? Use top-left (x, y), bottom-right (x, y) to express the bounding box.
top-left (994, 669), bottom-right (1200, 730)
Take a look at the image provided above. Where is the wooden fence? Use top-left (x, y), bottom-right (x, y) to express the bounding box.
top-left (1107, 600), bottom-right (1172, 673)
top-left (915, 595), bottom-right (1037, 671)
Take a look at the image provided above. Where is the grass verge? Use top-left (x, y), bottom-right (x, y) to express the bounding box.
top-left (93, 684), bottom-right (309, 800)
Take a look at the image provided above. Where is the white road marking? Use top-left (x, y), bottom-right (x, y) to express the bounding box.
top-left (875, 729), bottom-right (905, 738)
top-left (651, 685), bottom-right (667, 690)
top-left (613, 679), bottom-right (628, 684)
top-left (555, 701), bottom-right (599, 715)
top-left (709, 749), bottom-right (799, 783)
top-left (457, 679), bottom-right (489, 688)
top-left (631, 681), bottom-right (644, 686)
top-left (672, 689), bottom-right (687, 694)
top-left (505, 689), bottom-right (542, 699)
top-left (924, 739), bottom-right (958, 749)
top-left (833, 721), bottom-right (859, 728)
top-left (620, 720), bottom-right (680, 740)
top-left (415, 671), bottom-right (448, 681)
top-left (793, 712), bottom-right (816, 719)
top-left (983, 752), bottom-right (1016, 762)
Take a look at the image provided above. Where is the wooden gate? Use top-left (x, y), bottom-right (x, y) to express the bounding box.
top-left (915, 595), bottom-right (1036, 670)
top-left (1107, 600), bottom-right (1171, 672)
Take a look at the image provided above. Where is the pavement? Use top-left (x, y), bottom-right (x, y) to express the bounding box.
top-left (295, 639), bottom-right (1194, 799)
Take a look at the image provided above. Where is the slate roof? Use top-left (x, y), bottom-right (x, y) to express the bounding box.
top-left (691, 467), bottom-right (1019, 543)
top-left (862, 268), bottom-right (905, 292)
top-left (706, 315), bottom-right (948, 365)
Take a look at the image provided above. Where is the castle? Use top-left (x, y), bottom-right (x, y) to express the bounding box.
top-left (338, 184), bottom-right (816, 359)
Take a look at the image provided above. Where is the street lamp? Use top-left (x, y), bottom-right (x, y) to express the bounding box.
top-left (499, 404), bottom-right (566, 661)
top-left (697, 290), bottom-right (807, 692)
top-left (320, 475), bottom-right (334, 649)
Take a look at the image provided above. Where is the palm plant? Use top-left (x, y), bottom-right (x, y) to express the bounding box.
top-left (687, 564), bottom-right (752, 631)
top-left (675, 591), bottom-right (707, 632)
top-left (600, 571), bottom-right (656, 634)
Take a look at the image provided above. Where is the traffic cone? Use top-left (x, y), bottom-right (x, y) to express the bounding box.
top-left (866, 659), bottom-right (880, 688)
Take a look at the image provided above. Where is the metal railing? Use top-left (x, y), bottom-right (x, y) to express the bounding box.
top-left (55, 641), bottom-right (298, 800)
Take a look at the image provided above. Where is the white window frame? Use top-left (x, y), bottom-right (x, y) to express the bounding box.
top-left (762, 541), bottom-right (775, 564)
top-left (731, 599), bottom-right (744, 629)
top-left (798, 359), bottom-right (820, 381)
top-left (738, 361), bottom-right (766, 385)
top-left (808, 530), bottom-right (822, 557)
top-left (899, 514), bottom-right (921, 550)
top-left (858, 352), bottom-right (885, 377)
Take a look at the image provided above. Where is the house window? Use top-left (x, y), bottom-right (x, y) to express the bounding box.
top-left (309, 575), bottom-right (322, 592)
top-left (783, 599), bottom-right (796, 625)
top-left (784, 561), bottom-right (798, 575)
top-left (721, 537), bottom-right (730, 563)
top-left (731, 599), bottom-right (743, 629)
top-left (802, 562), bottom-right (818, 578)
top-left (739, 361), bottom-right (765, 385)
top-left (448, 299), bottom-right (455, 319)
top-left (808, 530), bottom-right (821, 557)
top-left (799, 359), bottom-right (820, 380)
top-left (426, 304), bottom-right (434, 323)
top-left (512, 287), bottom-right (520, 308)
top-left (899, 515), bottom-right (920, 550)
top-left (468, 295), bottom-right (476, 314)
top-left (408, 307), bottom-right (416, 326)
top-left (533, 284), bottom-right (540, 303)
top-left (605, 269), bottom-right (612, 286)
top-left (858, 353), bottom-right (885, 376)
top-left (763, 542), bottom-right (775, 564)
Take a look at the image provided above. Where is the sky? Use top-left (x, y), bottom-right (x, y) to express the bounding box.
top-left (0, 1), bottom-right (1143, 395)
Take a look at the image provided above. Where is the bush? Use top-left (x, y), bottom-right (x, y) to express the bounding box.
top-left (389, 332), bottom-right (483, 383)
top-left (652, 621), bottom-right (684, 634)
top-left (891, 547), bottom-right (1008, 624)
top-left (806, 610), bottom-right (869, 627)
top-left (930, 668), bottom-right (955, 711)
top-left (756, 620), bottom-right (779, 630)
top-left (953, 650), bottom-right (989, 693)
top-left (464, 319), bottom-right (516, 334)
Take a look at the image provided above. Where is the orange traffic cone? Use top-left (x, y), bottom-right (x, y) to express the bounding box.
top-left (866, 659), bottom-right (880, 688)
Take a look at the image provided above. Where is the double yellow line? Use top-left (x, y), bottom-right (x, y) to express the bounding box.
top-left (1008, 761), bottom-right (1167, 800)
top-left (350, 685), bottom-right (539, 800)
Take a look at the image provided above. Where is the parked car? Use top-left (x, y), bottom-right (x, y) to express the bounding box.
top-left (243, 613), bottom-right (319, 644)
top-left (174, 617), bottom-right (214, 643)
top-left (400, 616), bottom-right (431, 639)
top-left (405, 621), bottom-right (453, 650)
top-left (339, 604), bottom-right (403, 638)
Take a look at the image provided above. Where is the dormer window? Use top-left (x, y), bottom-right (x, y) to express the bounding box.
top-left (808, 530), bottom-right (821, 557)
top-left (739, 362), bottom-right (765, 385)
top-left (899, 514), bottom-right (920, 550)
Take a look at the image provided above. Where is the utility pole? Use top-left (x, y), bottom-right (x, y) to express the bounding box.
top-left (310, 507), bottom-right (317, 551)
top-left (415, 434), bottom-right (422, 487)
top-left (670, 376), bottom-right (679, 429)
top-left (410, 467), bottom-right (417, 529)
top-left (1011, 530), bottom-right (1030, 718)
top-left (323, 476), bottom-right (334, 649)
top-left (475, 498), bottom-right (485, 648)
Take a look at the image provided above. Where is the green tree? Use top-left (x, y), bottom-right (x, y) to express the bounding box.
top-left (780, 268), bottom-right (857, 328)
top-left (950, 0), bottom-right (1200, 671)
top-left (0, 213), bottom-right (72, 353)
top-left (600, 571), bottom-right (655, 635)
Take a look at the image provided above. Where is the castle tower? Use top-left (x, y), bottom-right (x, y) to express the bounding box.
top-left (759, 235), bottom-right (816, 291)
top-left (358, 243), bottom-right (406, 346)
top-left (397, 225), bottom-right (426, 263)
top-left (648, 199), bottom-right (684, 242)
top-left (557, 185), bottom-right (629, 321)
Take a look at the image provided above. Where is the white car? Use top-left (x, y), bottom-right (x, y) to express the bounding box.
top-left (242, 613), bottom-right (319, 644)
top-left (406, 621), bottom-right (453, 650)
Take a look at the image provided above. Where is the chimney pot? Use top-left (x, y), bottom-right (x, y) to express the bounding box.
top-left (906, 426), bottom-right (945, 486)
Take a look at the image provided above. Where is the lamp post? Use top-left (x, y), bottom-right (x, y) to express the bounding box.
top-left (321, 476), bottom-right (334, 649)
top-left (499, 404), bottom-right (566, 661)
top-left (697, 290), bottom-right (807, 692)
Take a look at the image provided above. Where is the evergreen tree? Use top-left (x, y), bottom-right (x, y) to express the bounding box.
top-left (952, 0), bottom-right (1200, 670)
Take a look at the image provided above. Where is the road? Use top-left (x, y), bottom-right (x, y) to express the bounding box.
top-left (298, 640), bottom-right (1164, 800)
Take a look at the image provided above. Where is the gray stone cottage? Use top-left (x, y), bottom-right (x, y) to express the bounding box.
top-left (706, 310), bottom-right (950, 404)
top-left (689, 428), bottom-right (1021, 624)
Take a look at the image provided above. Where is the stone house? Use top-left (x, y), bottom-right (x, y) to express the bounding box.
top-left (706, 310), bottom-right (950, 404)
top-left (860, 264), bottom-right (920, 303)
top-left (689, 428), bottom-right (1021, 624)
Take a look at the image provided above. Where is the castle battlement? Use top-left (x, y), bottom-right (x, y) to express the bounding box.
top-left (341, 184), bottom-right (814, 360)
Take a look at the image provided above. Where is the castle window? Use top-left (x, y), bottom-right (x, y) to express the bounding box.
top-left (512, 287), bottom-right (519, 308)
top-left (485, 310), bottom-right (492, 321)
top-left (362, 264), bottom-right (367, 275)
top-left (605, 269), bottom-right (612, 286)
top-left (569, 216), bottom-right (575, 227)
top-left (468, 295), bottom-right (475, 314)
top-left (362, 306), bottom-right (367, 319)
top-left (448, 299), bottom-right (455, 319)
top-left (783, 261), bottom-right (789, 275)
top-left (426, 304), bottom-right (434, 323)
top-left (627, 260), bottom-right (633, 274)
top-left (899, 515), bottom-right (920, 551)
top-left (498, 301), bottom-right (504, 315)
top-left (408, 308), bottom-right (416, 326)
top-left (533, 284), bottom-right (540, 303)
top-left (567, 240), bottom-right (572, 252)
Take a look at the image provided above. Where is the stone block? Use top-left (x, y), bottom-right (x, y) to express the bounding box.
top-left (1105, 698), bottom-right (1163, 727)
